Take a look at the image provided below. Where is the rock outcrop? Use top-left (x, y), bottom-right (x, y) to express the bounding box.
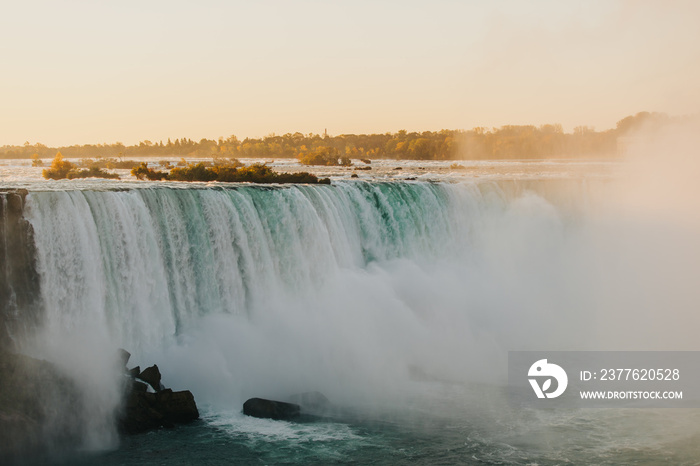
top-left (118, 358), bottom-right (199, 434)
top-left (137, 364), bottom-right (164, 392)
top-left (0, 347), bottom-right (201, 463)
top-left (0, 190), bottom-right (42, 350)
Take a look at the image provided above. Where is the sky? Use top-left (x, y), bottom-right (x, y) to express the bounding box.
top-left (1, 0), bottom-right (699, 146)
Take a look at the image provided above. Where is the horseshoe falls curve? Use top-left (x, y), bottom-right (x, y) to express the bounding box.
top-left (26, 182), bottom-right (488, 350)
top-left (12, 179), bottom-right (700, 464)
top-left (23, 182), bottom-right (571, 387)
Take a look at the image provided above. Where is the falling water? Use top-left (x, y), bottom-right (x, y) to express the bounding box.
top-left (8, 176), bottom-right (700, 464)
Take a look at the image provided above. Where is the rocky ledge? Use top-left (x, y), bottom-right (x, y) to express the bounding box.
top-left (0, 348), bottom-right (200, 463)
top-left (117, 349), bottom-right (199, 434)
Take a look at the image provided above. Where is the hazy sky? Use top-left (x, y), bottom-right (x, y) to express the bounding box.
top-left (1, 0), bottom-right (699, 146)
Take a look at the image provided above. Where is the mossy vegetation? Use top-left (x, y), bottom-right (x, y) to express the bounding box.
top-left (75, 157), bottom-right (140, 170)
top-left (298, 146), bottom-right (352, 166)
top-left (131, 163), bottom-right (169, 181)
top-left (42, 153), bottom-right (120, 180)
top-left (41, 154), bottom-right (326, 184)
top-left (132, 161), bottom-right (330, 184)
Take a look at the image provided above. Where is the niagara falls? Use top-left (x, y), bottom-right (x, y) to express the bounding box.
top-left (2, 1), bottom-right (700, 464)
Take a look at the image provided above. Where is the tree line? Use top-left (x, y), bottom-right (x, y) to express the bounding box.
top-left (1, 112), bottom-right (681, 161)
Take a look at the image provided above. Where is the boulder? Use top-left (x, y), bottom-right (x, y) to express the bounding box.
top-left (131, 380), bottom-right (148, 393)
top-left (120, 391), bottom-right (163, 434)
top-left (156, 389), bottom-right (199, 424)
top-left (137, 365), bottom-right (162, 392)
top-left (118, 357), bottom-right (199, 434)
top-left (119, 388), bottom-right (199, 434)
top-left (243, 398), bottom-right (300, 420)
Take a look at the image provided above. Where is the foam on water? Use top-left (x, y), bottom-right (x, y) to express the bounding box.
top-left (8, 159), bottom-right (700, 463)
top-left (206, 409), bottom-right (363, 444)
top-left (18, 180), bottom-right (587, 453)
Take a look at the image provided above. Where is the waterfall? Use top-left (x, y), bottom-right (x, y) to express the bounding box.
top-left (16, 180), bottom-right (599, 451)
top-left (24, 182), bottom-right (497, 351)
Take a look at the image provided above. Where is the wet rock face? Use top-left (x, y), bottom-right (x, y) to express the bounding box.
top-left (0, 348), bottom-right (202, 460)
top-left (118, 360), bottom-right (199, 434)
top-left (137, 364), bottom-right (163, 392)
top-left (0, 190), bottom-right (41, 350)
top-left (0, 351), bottom-right (84, 464)
top-left (119, 386), bottom-right (199, 434)
top-left (154, 389), bottom-right (199, 424)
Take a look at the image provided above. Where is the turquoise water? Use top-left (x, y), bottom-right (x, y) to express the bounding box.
top-left (12, 180), bottom-right (700, 464)
top-left (59, 389), bottom-right (700, 465)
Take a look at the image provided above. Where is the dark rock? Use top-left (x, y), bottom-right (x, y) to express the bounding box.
top-left (243, 398), bottom-right (300, 420)
top-left (117, 355), bottom-right (199, 434)
top-left (127, 366), bottom-right (140, 378)
top-left (120, 391), bottom-right (164, 434)
top-left (119, 387), bottom-right (198, 434)
top-left (156, 389), bottom-right (199, 424)
top-left (0, 190), bottom-right (41, 350)
top-left (131, 380), bottom-right (148, 392)
top-left (137, 365), bottom-right (162, 392)
top-left (6, 192), bottom-right (24, 215)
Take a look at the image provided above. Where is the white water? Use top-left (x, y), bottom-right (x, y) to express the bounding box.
top-left (18, 182), bottom-right (587, 441)
top-left (14, 156), bottom-right (700, 461)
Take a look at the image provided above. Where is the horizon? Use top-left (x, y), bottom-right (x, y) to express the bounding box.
top-left (2, 1), bottom-right (699, 147)
top-left (1, 110), bottom-right (675, 149)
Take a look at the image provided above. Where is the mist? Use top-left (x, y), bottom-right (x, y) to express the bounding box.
top-left (10, 124), bottom-right (700, 459)
top-left (136, 119), bottom-right (700, 439)
top-left (585, 117), bottom-right (700, 350)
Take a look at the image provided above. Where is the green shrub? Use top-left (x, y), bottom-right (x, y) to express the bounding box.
top-left (42, 153), bottom-right (73, 179)
top-left (42, 153), bottom-right (120, 179)
top-left (168, 162), bottom-right (218, 182)
top-left (299, 146), bottom-right (351, 166)
top-left (131, 163), bottom-right (168, 180)
top-left (66, 167), bottom-right (120, 179)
